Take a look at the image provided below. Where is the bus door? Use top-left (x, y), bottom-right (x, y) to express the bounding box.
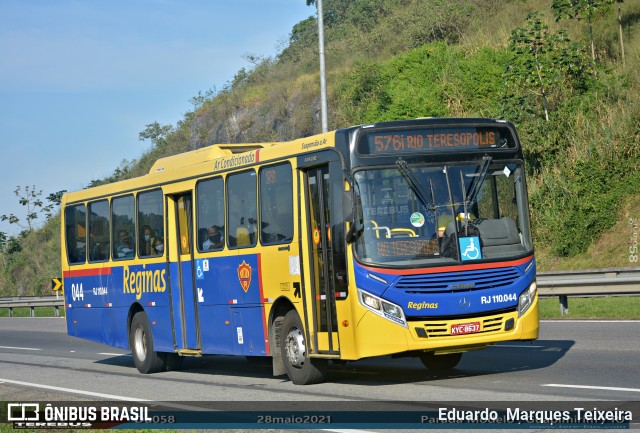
top-left (167, 193), bottom-right (201, 351)
top-left (302, 164), bottom-right (339, 356)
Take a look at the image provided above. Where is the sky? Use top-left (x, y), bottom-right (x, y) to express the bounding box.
top-left (0, 0), bottom-right (313, 237)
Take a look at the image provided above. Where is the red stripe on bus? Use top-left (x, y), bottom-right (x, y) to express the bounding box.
top-left (257, 253), bottom-right (270, 356)
top-left (358, 255), bottom-right (534, 276)
top-left (255, 149), bottom-right (260, 163)
top-left (64, 267), bottom-right (113, 278)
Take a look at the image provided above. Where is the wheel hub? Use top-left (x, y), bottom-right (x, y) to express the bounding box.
top-left (284, 326), bottom-right (306, 368)
top-left (134, 327), bottom-right (147, 362)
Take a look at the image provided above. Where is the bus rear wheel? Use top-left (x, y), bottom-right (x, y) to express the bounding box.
top-left (419, 352), bottom-right (462, 371)
top-left (280, 310), bottom-right (327, 385)
top-left (130, 311), bottom-right (165, 374)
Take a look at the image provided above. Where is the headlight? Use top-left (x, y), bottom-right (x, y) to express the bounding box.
top-left (358, 288), bottom-right (407, 327)
top-left (518, 281), bottom-right (537, 317)
top-left (361, 292), bottom-right (381, 310)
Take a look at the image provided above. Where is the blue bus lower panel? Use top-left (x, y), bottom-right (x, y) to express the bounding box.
top-left (199, 305), bottom-right (267, 356)
top-left (63, 254), bottom-right (268, 356)
top-left (66, 307), bottom-right (130, 350)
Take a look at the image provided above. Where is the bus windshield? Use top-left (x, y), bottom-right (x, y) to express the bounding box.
top-left (353, 160), bottom-right (533, 267)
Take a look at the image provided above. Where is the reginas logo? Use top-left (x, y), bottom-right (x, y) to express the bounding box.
top-left (123, 265), bottom-right (166, 300)
top-left (407, 301), bottom-right (438, 310)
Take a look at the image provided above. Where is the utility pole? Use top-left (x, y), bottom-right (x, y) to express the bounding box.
top-left (316, 0), bottom-right (329, 132)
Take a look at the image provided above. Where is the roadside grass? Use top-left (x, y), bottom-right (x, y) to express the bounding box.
top-left (536, 194), bottom-right (640, 271)
top-left (0, 306), bottom-right (65, 318)
top-left (539, 296), bottom-right (640, 319)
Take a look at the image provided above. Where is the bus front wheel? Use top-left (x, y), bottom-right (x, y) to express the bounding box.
top-left (130, 311), bottom-right (165, 374)
top-left (419, 352), bottom-right (462, 371)
top-left (280, 310), bottom-right (327, 385)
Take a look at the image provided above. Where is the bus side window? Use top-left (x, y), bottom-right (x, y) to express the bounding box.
top-left (260, 163), bottom-right (293, 245)
top-left (227, 171), bottom-right (257, 249)
top-left (138, 189), bottom-right (164, 257)
top-left (112, 195), bottom-right (135, 260)
top-left (88, 200), bottom-right (110, 262)
top-left (65, 204), bottom-right (86, 265)
top-left (196, 177), bottom-right (225, 252)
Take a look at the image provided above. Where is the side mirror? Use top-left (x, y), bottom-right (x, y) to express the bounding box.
top-left (345, 194), bottom-right (362, 244)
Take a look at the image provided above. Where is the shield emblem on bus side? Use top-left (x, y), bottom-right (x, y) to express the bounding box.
top-left (237, 260), bottom-right (252, 293)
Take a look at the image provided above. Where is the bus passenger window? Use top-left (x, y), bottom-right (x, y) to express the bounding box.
top-left (65, 204), bottom-right (86, 265)
top-left (112, 195), bottom-right (135, 260)
top-left (227, 171), bottom-right (257, 249)
top-left (260, 163), bottom-right (293, 245)
top-left (138, 190), bottom-right (164, 257)
top-left (197, 177), bottom-right (224, 252)
top-left (88, 200), bottom-right (109, 262)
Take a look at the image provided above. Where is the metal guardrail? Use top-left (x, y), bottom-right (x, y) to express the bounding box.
top-left (537, 267), bottom-right (640, 315)
top-left (0, 268), bottom-right (638, 317)
top-left (0, 295), bottom-right (64, 317)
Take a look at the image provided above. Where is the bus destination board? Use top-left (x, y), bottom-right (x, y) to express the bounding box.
top-left (358, 127), bottom-right (516, 156)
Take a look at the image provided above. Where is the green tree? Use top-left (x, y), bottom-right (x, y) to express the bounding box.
top-left (138, 122), bottom-right (174, 147)
top-left (1, 186), bottom-right (65, 232)
top-left (189, 87), bottom-right (217, 110)
top-left (552, 0), bottom-right (612, 60)
top-left (279, 17), bottom-right (317, 64)
top-left (5, 236), bottom-right (23, 254)
top-left (504, 11), bottom-right (591, 122)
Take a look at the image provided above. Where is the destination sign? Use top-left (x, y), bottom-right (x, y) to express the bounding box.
top-left (358, 127), bottom-right (516, 155)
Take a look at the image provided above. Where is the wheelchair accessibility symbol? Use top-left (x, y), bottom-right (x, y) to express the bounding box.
top-left (459, 236), bottom-right (481, 261)
top-left (196, 259), bottom-right (205, 280)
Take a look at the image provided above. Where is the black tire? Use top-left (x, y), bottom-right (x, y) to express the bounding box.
top-left (130, 311), bottom-right (166, 374)
top-left (419, 352), bottom-right (462, 371)
top-left (280, 310), bottom-right (328, 385)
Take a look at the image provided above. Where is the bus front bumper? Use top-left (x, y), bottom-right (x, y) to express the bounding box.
top-left (346, 295), bottom-right (539, 360)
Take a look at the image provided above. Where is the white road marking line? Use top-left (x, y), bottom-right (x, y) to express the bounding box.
top-left (0, 346), bottom-right (42, 351)
top-left (0, 377), bottom-right (149, 401)
top-left (542, 384), bottom-right (640, 393)
top-left (98, 352), bottom-right (130, 356)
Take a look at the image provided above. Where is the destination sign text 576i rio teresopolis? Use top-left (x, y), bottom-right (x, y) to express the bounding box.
top-left (358, 127), bottom-right (516, 155)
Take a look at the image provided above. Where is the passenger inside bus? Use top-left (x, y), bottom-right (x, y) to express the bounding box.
top-left (116, 229), bottom-right (135, 258)
top-left (140, 225), bottom-right (156, 257)
top-left (202, 225), bottom-right (224, 250)
top-left (153, 237), bottom-right (164, 254)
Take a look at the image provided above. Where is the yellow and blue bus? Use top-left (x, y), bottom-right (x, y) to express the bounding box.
top-left (60, 118), bottom-right (538, 384)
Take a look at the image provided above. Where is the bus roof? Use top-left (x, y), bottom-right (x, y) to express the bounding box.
top-left (63, 132), bottom-right (338, 205)
top-left (62, 118), bottom-right (517, 205)
top-left (148, 143), bottom-right (269, 174)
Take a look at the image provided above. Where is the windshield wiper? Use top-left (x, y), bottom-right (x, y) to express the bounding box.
top-left (396, 159), bottom-right (435, 211)
top-left (465, 156), bottom-right (492, 207)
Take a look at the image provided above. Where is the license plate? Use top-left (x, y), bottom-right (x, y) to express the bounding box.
top-left (451, 321), bottom-right (481, 335)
